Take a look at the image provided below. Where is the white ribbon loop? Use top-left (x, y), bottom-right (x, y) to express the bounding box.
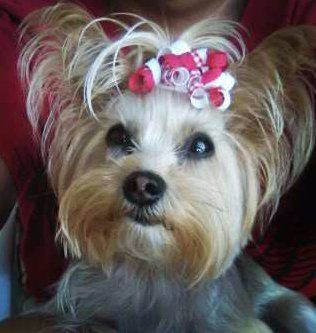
top-left (171, 67), bottom-right (190, 86)
top-left (190, 87), bottom-right (209, 109)
top-left (145, 58), bottom-right (161, 85)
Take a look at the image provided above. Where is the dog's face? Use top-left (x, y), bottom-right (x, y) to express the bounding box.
top-left (20, 4), bottom-right (315, 284)
top-left (57, 90), bottom-right (247, 282)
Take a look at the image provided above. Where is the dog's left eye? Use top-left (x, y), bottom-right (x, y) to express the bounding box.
top-left (185, 133), bottom-right (215, 159)
top-left (106, 123), bottom-right (134, 155)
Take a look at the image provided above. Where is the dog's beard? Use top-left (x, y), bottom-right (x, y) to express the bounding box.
top-left (58, 168), bottom-right (243, 284)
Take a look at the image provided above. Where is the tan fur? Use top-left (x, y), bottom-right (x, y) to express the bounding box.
top-left (19, 3), bottom-right (316, 286)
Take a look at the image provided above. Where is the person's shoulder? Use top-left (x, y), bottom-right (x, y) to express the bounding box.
top-left (290, 0), bottom-right (316, 25)
top-left (0, 0), bottom-right (57, 65)
top-left (241, 0), bottom-right (316, 51)
top-left (242, 0), bottom-right (316, 26)
top-left (0, 0), bottom-right (57, 192)
top-left (0, 0), bottom-right (57, 22)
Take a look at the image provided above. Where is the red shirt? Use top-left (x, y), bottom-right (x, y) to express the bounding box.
top-left (0, 0), bottom-right (315, 300)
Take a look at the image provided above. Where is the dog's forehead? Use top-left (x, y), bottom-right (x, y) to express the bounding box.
top-left (112, 89), bottom-right (226, 139)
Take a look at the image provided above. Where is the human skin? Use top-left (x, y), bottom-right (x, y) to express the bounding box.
top-left (0, 0), bottom-right (248, 331)
top-left (0, 159), bottom-right (15, 227)
top-left (109, 0), bottom-right (248, 34)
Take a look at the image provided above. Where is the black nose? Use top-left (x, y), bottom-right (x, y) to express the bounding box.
top-left (123, 171), bottom-right (166, 206)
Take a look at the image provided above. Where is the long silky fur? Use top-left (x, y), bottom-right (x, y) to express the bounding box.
top-left (32, 258), bottom-right (316, 333)
top-left (18, 3), bottom-right (316, 332)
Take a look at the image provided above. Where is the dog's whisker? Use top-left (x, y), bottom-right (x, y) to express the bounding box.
top-left (188, 199), bottom-right (224, 212)
top-left (108, 156), bottom-right (123, 167)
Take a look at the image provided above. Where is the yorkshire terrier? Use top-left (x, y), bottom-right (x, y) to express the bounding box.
top-left (19, 3), bottom-right (316, 332)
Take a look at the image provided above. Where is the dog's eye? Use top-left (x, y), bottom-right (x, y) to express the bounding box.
top-left (185, 133), bottom-right (215, 159)
top-left (106, 124), bottom-right (134, 155)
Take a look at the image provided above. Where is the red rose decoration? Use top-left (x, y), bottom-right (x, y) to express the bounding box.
top-left (201, 68), bottom-right (222, 84)
top-left (159, 53), bottom-right (181, 69)
top-left (160, 53), bottom-right (196, 71)
top-left (207, 51), bottom-right (228, 69)
top-left (178, 52), bottom-right (196, 70)
top-left (128, 66), bottom-right (155, 94)
top-left (209, 87), bottom-right (224, 107)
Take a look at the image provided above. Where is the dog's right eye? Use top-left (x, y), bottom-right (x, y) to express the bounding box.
top-left (183, 132), bottom-right (215, 160)
top-left (106, 124), bottom-right (134, 155)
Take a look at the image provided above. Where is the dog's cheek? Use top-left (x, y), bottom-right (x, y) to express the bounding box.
top-left (57, 167), bottom-right (126, 263)
top-left (49, 118), bottom-right (109, 198)
top-left (162, 150), bottom-right (246, 283)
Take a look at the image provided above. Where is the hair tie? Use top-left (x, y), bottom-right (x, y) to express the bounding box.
top-left (128, 40), bottom-right (235, 111)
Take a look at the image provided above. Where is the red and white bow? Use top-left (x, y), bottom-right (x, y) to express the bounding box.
top-left (128, 40), bottom-right (236, 111)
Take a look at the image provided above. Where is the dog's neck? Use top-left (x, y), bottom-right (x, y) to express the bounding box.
top-left (43, 260), bottom-right (254, 332)
top-left (107, 0), bottom-right (248, 34)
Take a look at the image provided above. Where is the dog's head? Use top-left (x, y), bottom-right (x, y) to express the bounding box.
top-left (20, 4), bottom-right (315, 284)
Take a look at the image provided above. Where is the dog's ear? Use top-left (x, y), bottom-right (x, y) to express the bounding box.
top-left (20, 4), bottom-right (128, 125)
top-left (20, 4), bottom-right (97, 126)
top-left (230, 26), bottom-right (316, 221)
top-left (19, 3), bottom-right (167, 146)
top-left (19, 4), bottom-right (138, 130)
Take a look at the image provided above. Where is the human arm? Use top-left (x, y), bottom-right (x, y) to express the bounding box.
top-left (0, 157), bottom-right (16, 229)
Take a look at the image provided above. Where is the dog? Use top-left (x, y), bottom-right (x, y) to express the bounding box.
top-left (18, 3), bottom-right (316, 332)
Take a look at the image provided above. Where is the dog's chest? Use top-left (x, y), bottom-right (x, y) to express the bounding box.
top-left (50, 262), bottom-right (254, 333)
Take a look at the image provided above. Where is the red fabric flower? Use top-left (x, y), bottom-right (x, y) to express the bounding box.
top-left (159, 53), bottom-right (181, 68)
top-left (207, 51), bottom-right (228, 69)
top-left (201, 68), bottom-right (222, 84)
top-left (209, 87), bottom-right (224, 107)
top-left (159, 52), bottom-right (196, 70)
top-left (178, 52), bottom-right (196, 70)
top-left (128, 66), bottom-right (155, 94)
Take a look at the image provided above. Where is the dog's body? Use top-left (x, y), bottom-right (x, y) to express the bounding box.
top-left (19, 3), bottom-right (316, 332)
top-left (38, 256), bottom-right (315, 333)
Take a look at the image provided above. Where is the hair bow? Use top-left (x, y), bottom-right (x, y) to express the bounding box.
top-left (128, 41), bottom-right (236, 111)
